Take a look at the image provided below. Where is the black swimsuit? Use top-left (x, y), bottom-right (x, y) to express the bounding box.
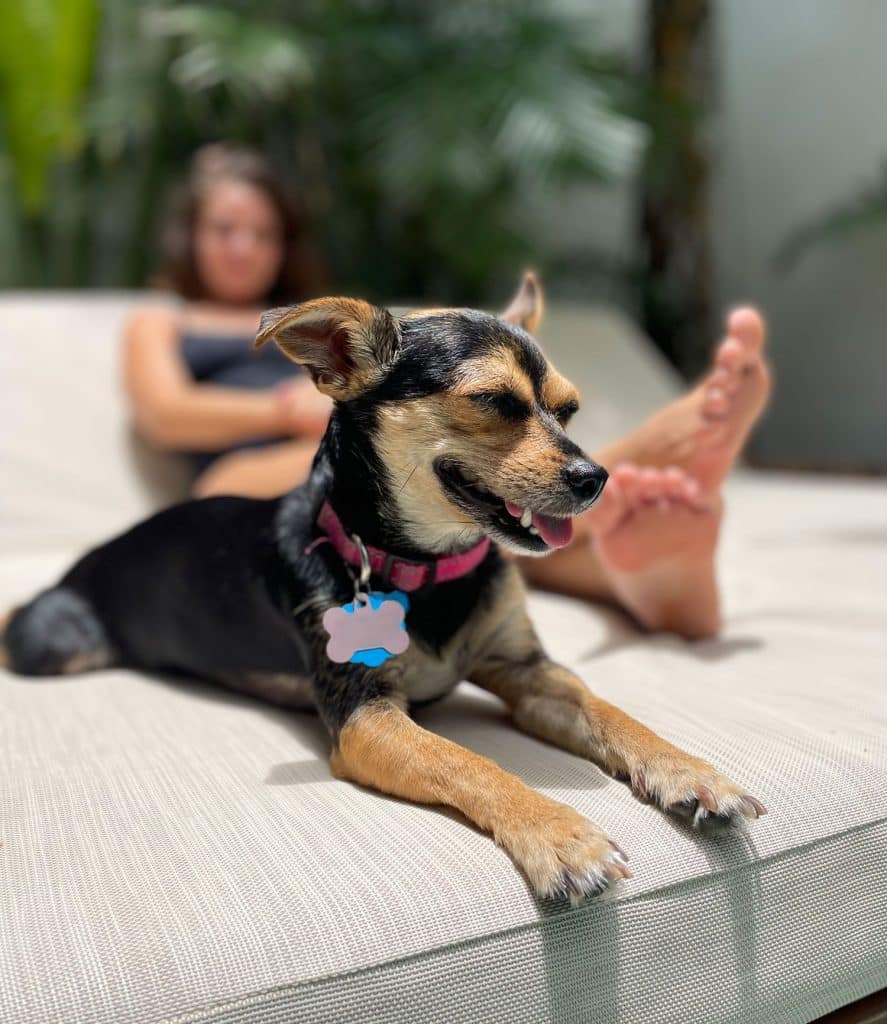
top-left (180, 329), bottom-right (304, 474)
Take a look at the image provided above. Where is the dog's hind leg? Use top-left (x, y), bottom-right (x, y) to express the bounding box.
top-left (2, 588), bottom-right (116, 677)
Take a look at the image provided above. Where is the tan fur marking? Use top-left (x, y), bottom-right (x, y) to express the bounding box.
top-left (468, 584), bottom-right (684, 778)
top-left (500, 271), bottom-right (544, 334)
top-left (374, 349), bottom-right (582, 551)
top-left (0, 607), bottom-right (16, 669)
top-left (254, 297), bottom-right (399, 400)
top-left (452, 349), bottom-right (535, 405)
top-left (468, 568), bottom-right (759, 818)
top-left (331, 697), bottom-right (628, 898)
top-left (61, 648), bottom-right (114, 675)
top-left (540, 365), bottom-right (580, 417)
top-left (400, 306), bottom-right (462, 320)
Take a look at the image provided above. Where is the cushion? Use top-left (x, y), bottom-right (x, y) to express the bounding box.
top-left (1, 294), bottom-right (884, 1024)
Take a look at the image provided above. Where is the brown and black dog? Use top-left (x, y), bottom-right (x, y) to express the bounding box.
top-left (2, 274), bottom-right (765, 904)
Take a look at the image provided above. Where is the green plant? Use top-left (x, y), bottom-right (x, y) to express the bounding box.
top-left (1, 0), bottom-right (647, 301)
top-left (0, 0), bottom-right (98, 283)
top-left (774, 165), bottom-right (887, 271)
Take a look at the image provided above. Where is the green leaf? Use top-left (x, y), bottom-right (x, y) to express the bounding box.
top-left (0, 0), bottom-right (98, 212)
top-left (774, 170), bottom-right (887, 271)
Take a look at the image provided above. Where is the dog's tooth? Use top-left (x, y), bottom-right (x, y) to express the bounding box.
top-left (520, 508), bottom-right (533, 529)
top-left (529, 526), bottom-right (539, 536)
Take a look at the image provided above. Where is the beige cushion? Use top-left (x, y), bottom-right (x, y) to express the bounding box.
top-left (0, 293), bottom-right (190, 556)
top-left (1, 294), bottom-right (884, 1023)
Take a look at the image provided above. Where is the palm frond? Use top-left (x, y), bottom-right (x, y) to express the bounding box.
top-left (774, 168), bottom-right (887, 271)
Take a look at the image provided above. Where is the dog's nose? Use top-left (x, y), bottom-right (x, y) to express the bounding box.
top-left (563, 460), bottom-right (608, 502)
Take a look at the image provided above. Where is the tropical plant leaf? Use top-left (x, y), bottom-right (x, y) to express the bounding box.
top-left (0, 0), bottom-right (98, 212)
top-left (145, 6), bottom-right (314, 105)
top-left (774, 169), bottom-right (887, 271)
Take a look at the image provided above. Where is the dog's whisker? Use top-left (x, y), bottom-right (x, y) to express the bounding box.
top-left (396, 463), bottom-right (420, 497)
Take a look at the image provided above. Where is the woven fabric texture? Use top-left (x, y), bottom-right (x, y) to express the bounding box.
top-left (1, 296), bottom-right (884, 1023)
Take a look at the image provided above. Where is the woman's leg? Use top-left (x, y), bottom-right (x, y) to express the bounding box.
top-left (192, 439), bottom-right (319, 499)
top-left (518, 307), bottom-right (770, 639)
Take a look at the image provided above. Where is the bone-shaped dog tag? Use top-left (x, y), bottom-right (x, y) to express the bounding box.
top-left (322, 591), bottom-right (410, 667)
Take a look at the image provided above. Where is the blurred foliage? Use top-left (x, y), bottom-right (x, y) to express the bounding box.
top-left (774, 164), bottom-right (887, 272)
top-left (0, 0), bottom-right (98, 212)
top-left (0, 0), bottom-right (647, 302)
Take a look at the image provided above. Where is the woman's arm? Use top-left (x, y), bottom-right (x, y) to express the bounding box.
top-left (122, 307), bottom-right (290, 452)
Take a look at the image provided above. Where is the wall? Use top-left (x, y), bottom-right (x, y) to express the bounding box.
top-left (543, 1), bottom-right (886, 471)
top-left (713, 0), bottom-right (887, 470)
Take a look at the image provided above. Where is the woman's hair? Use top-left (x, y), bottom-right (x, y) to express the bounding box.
top-left (159, 143), bottom-right (324, 304)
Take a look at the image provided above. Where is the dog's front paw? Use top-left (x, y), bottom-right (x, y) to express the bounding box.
top-left (503, 802), bottom-right (631, 905)
top-left (632, 752), bottom-right (766, 828)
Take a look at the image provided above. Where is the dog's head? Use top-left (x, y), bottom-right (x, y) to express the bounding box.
top-left (255, 273), bottom-right (607, 556)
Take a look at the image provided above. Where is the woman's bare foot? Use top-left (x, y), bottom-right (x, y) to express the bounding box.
top-left (600, 307), bottom-right (771, 492)
top-left (583, 464), bottom-right (723, 639)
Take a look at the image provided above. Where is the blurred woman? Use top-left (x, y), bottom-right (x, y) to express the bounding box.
top-left (125, 147), bottom-right (771, 639)
top-left (123, 144), bottom-right (332, 499)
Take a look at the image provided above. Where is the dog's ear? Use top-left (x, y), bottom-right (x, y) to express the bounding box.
top-left (500, 270), bottom-right (544, 334)
top-left (254, 297), bottom-right (401, 400)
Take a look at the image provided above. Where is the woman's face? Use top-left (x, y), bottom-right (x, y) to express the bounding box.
top-left (193, 180), bottom-right (284, 305)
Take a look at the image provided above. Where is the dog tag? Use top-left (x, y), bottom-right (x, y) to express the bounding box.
top-left (322, 591), bottom-right (410, 667)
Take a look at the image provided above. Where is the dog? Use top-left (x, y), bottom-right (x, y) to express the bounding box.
top-left (2, 273), bottom-right (765, 904)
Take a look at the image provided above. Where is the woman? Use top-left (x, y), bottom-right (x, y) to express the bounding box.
top-left (123, 144), bottom-right (333, 500)
top-left (125, 146), bottom-right (771, 641)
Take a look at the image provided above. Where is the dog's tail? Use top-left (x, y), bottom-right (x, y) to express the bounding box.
top-left (1, 588), bottom-right (115, 677)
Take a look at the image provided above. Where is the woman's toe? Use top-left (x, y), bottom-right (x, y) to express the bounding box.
top-left (702, 386), bottom-right (729, 419)
top-left (727, 306), bottom-right (766, 353)
top-left (612, 463), bottom-right (643, 505)
top-left (663, 466), bottom-right (686, 500)
top-left (637, 467), bottom-right (663, 503)
top-left (714, 337), bottom-right (746, 374)
top-left (681, 475), bottom-right (704, 507)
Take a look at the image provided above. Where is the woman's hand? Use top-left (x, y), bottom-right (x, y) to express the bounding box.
top-left (273, 378), bottom-right (333, 439)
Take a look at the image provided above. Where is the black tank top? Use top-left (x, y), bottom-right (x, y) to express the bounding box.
top-left (180, 330), bottom-right (301, 390)
top-left (179, 329), bottom-right (304, 474)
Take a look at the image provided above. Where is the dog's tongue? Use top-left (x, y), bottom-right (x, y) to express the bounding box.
top-left (532, 512), bottom-right (574, 549)
top-left (505, 501), bottom-right (574, 549)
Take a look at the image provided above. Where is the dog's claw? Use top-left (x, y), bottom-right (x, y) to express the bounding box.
top-left (633, 770), bottom-right (650, 801)
top-left (696, 786), bottom-right (718, 813)
top-left (609, 838), bottom-right (630, 861)
top-left (742, 795), bottom-right (767, 818)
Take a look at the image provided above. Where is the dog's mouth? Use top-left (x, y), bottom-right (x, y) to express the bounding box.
top-left (434, 459), bottom-right (574, 552)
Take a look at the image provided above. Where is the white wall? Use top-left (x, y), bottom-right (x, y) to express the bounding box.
top-left (713, 0), bottom-right (887, 470)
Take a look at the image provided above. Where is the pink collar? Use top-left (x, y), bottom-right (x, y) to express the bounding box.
top-left (313, 500), bottom-right (490, 594)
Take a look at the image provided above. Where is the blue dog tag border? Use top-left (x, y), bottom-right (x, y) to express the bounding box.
top-left (339, 590), bottom-right (410, 666)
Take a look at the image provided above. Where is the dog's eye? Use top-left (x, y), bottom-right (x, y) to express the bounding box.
top-left (468, 390), bottom-right (531, 421)
top-left (554, 400), bottom-right (579, 426)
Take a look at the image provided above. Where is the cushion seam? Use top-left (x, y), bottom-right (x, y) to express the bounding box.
top-left (155, 815), bottom-right (887, 1024)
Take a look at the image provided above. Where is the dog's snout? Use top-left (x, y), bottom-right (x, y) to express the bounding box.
top-left (563, 460), bottom-right (608, 502)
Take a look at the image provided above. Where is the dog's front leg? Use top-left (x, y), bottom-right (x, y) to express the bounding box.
top-left (469, 581), bottom-right (766, 827)
top-left (324, 688), bottom-right (630, 903)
